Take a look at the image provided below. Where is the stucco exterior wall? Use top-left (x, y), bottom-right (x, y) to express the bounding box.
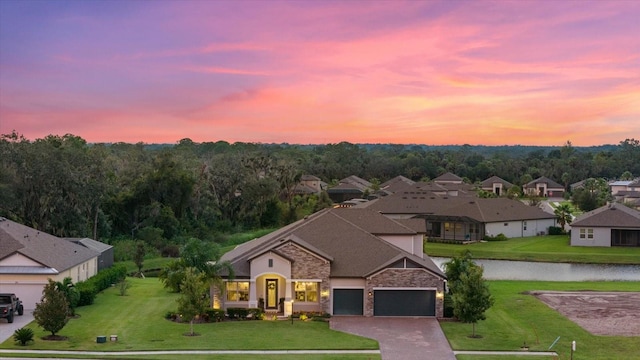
top-left (570, 227), bottom-right (611, 247)
top-left (486, 219), bottom-right (555, 238)
top-left (378, 234), bottom-right (422, 257)
top-left (365, 268), bottom-right (444, 317)
top-left (250, 252), bottom-right (291, 279)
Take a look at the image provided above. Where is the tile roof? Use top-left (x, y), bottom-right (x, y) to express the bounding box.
top-left (220, 208), bottom-right (444, 279)
top-left (0, 218), bottom-right (99, 272)
top-left (571, 203), bottom-right (640, 228)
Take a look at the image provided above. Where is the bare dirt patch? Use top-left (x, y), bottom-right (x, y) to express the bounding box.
top-left (532, 291), bottom-right (640, 336)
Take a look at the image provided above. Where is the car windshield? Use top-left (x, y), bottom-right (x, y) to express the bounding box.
top-left (0, 296), bottom-right (10, 304)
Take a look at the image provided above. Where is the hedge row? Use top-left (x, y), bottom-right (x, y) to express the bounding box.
top-left (76, 264), bottom-right (128, 306)
top-left (227, 307), bottom-right (264, 320)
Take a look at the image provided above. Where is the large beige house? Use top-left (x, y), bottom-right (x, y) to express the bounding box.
top-left (0, 218), bottom-right (100, 309)
top-left (214, 208), bottom-right (446, 317)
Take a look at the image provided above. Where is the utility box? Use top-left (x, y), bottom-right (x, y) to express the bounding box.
top-left (96, 336), bottom-right (106, 343)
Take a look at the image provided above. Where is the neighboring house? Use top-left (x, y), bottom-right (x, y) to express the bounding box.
top-left (327, 175), bottom-right (391, 203)
top-left (65, 238), bottom-right (114, 271)
top-left (610, 180), bottom-right (640, 208)
top-left (214, 208), bottom-right (447, 318)
top-left (380, 176), bottom-right (415, 193)
top-left (361, 193), bottom-right (556, 241)
top-left (524, 176), bottom-right (565, 198)
top-left (294, 175), bottom-right (327, 195)
top-left (433, 172), bottom-right (463, 185)
top-left (570, 203), bottom-right (640, 247)
top-left (609, 180), bottom-right (635, 195)
top-left (480, 176), bottom-right (514, 196)
top-left (0, 218), bottom-right (100, 309)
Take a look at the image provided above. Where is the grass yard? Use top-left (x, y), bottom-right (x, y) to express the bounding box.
top-left (441, 281), bottom-right (640, 360)
top-left (424, 235), bottom-right (640, 264)
top-left (0, 278), bottom-right (378, 355)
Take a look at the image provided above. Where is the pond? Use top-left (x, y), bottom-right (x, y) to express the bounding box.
top-left (430, 257), bottom-right (640, 282)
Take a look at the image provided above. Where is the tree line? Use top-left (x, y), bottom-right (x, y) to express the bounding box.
top-left (1, 131), bottom-right (638, 254)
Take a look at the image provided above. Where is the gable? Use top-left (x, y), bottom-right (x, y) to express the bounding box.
top-left (0, 252), bottom-right (45, 267)
top-left (249, 251), bottom-right (292, 278)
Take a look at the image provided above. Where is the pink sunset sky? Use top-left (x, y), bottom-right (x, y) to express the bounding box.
top-left (0, 0), bottom-right (638, 146)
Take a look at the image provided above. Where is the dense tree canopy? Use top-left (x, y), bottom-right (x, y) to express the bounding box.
top-left (1, 131), bottom-right (638, 255)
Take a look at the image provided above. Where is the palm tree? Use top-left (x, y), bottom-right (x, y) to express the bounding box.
top-left (554, 203), bottom-right (573, 232)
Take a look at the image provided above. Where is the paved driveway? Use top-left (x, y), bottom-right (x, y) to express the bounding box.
top-left (330, 317), bottom-right (456, 360)
top-left (0, 310), bottom-right (34, 343)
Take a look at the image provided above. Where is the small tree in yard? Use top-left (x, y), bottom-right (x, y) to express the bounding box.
top-left (134, 241), bottom-right (146, 277)
top-left (443, 250), bottom-right (474, 294)
top-left (177, 267), bottom-right (210, 336)
top-left (33, 279), bottom-right (69, 338)
top-left (452, 265), bottom-right (494, 338)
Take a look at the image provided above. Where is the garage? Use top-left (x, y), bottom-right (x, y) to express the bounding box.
top-left (332, 289), bottom-right (363, 315)
top-left (373, 289), bottom-right (435, 316)
top-left (0, 282), bottom-right (47, 310)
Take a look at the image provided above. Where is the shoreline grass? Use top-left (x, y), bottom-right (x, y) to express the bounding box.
top-left (424, 235), bottom-right (640, 264)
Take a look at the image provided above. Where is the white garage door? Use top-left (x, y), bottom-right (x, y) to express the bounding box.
top-left (0, 283), bottom-right (46, 310)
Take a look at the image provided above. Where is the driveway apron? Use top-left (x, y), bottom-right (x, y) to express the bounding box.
top-left (0, 310), bottom-right (34, 343)
top-left (330, 317), bottom-right (456, 360)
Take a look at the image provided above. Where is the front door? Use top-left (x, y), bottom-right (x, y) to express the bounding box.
top-left (266, 279), bottom-right (279, 309)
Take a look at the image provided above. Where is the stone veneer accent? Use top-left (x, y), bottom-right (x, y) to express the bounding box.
top-left (366, 268), bottom-right (445, 317)
top-left (276, 242), bottom-right (331, 313)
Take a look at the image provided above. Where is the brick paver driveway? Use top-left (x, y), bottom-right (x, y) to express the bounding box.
top-left (330, 317), bottom-right (456, 360)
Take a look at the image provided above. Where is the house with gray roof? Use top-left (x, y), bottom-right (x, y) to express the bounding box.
top-left (214, 208), bottom-right (446, 318)
top-left (65, 237), bottom-right (114, 270)
top-left (0, 218), bottom-right (100, 309)
top-left (359, 193), bottom-right (556, 241)
top-left (480, 176), bottom-right (514, 196)
top-left (570, 203), bottom-right (640, 247)
top-left (524, 176), bottom-right (565, 198)
top-left (433, 172), bottom-right (463, 184)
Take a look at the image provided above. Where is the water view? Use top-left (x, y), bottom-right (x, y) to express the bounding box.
top-left (431, 257), bottom-right (640, 282)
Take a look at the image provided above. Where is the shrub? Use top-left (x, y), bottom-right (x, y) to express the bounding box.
top-left (247, 307), bottom-right (264, 320)
top-left (76, 264), bottom-right (127, 306)
top-left (227, 307), bottom-right (249, 320)
top-left (548, 226), bottom-right (565, 235)
top-left (484, 233), bottom-right (508, 241)
top-left (204, 309), bottom-right (225, 322)
top-left (443, 292), bottom-right (454, 318)
top-left (117, 279), bottom-right (131, 296)
top-left (13, 328), bottom-right (34, 346)
top-left (75, 282), bottom-right (97, 306)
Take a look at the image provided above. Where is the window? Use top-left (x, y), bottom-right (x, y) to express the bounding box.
top-left (579, 228), bottom-right (594, 239)
top-left (294, 282), bottom-right (318, 302)
top-left (226, 281), bottom-right (249, 301)
top-left (523, 221), bottom-right (527, 231)
top-left (268, 259), bottom-right (273, 267)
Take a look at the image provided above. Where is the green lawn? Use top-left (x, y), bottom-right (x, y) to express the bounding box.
top-left (424, 235), bottom-right (640, 264)
top-left (0, 278), bottom-right (378, 355)
top-left (442, 281), bottom-right (640, 360)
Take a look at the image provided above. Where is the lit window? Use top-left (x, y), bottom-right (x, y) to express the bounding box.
top-left (226, 281), bottom-right (249, 301)
top-left (294, 282), bottom-right (318, 302)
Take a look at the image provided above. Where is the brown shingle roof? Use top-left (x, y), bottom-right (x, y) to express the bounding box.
top-left (220, 208), bottom-right (444, 279)
top-left (434, 172), bottom-right (463, 183)
top-left (571, 203), bottom-right (640, 228)
top-left (481, 176), bottom-right (514, 189)
top-left (524, 176), bottom-right (564, 189)
top-left (360, 194), bottom-right (555, 222)
top-left (0, 218), bottom-right (99, 272)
